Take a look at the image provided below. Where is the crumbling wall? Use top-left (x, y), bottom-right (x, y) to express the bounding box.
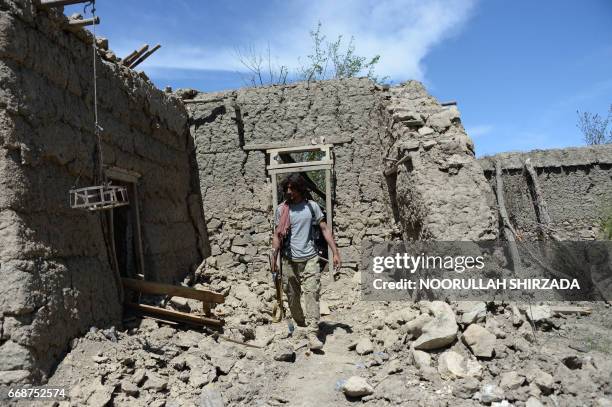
top-left (479, 144), bottom-right (612, 240)
top-left (185, 78), bottom-right (397, 283)
top-left (384, 81), bottom-right (498, 240)
top-left (0, 0), bottom-right (206, 384)
top-left (185, 78), bottom-right (498, 308)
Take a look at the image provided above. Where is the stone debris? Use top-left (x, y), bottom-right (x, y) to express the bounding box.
top-left (355, 337), bottom-right (374, 355)
top-left (462, 323), bottom-right (496, 358)
top-left (340, 376), bottom-right (374, 397)
top-left (413, 301), bottom-right (458, 350)
top-left (499, 371), bottom-right (525, 390)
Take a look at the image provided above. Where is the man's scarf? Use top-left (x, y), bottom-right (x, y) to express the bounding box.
top-left (275, 201), bottom-right (291, 242)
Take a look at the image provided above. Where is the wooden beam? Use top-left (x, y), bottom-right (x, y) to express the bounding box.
top-left (268, 159), bottom-right (333, 171)
top-left (495, 160), bottom-right (521, 270)
top-left (39, 0), bottom-right (90, 8)
top-left (122, 44), bottom-right (149, 67)
top-left (125, 302), bottom-right (223, 327)
top-left (129, 44), bottom-right (161, 69)
top-left (383, 154), bottom-right (412, 176)
top-left (268, 164), bottom-right (332, 175)
top-left (524, 158), bottom-right (560, 241)
top-left (244, 137), bottom-right (352, 151)
top-left (65, 16), bottom-right (99, 30)
top-left (440, 100), bottom-right (457, 106)
top-left (122, 278), bottom-right (224, 304)
top-left (550, 305), bottom-right (592, 316)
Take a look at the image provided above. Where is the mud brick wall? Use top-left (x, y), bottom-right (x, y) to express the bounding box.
top-left (0, 0), bottom-right (206, 384)
top-left (186, 78), bottom-right (397, 281)
top-left (479, 144), bottom-right (612, 240)
top-left (185, 79), bottom-right (497, 294)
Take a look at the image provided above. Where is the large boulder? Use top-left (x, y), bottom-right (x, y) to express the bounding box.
top-left (413, 301), bottom-right (458, 350)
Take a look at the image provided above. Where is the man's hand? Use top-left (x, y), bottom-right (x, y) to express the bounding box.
top-left (333, 252), bottom-right (342, 271)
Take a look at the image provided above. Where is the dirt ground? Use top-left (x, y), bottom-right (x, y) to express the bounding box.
top-left (14, 271), bottom-right (612, 407)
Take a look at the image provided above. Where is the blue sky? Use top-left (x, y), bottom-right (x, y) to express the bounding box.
top-left (67, 0), bottom-right (612, 156)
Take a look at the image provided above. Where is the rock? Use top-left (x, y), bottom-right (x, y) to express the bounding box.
top-left (341, 376), bottom-right (374, 398)
top-left (453, 377), bottom-right (480, 399)
top-left (120, 380), bottom-right (139, 396)
top-left (272, 341), bottom-right (295, 362)
top-left (491, 401), bottom-right (512, 407)
top-left (480, 383), bottom-right (504, 404)
top-left (462, 324), bottom-right (496, 358)
top-left (176, 330), bottom-right (201, 348)
top-left (526, 368), bottom-right (554, 394)
top-left (499, 371), bottom-right (525, 390)
top-left (142, 373), bottom-right (168, 392)
top-left (412, 349), bottom-right (431, 370)
top-left (524, 305), bottom-right (552, 323)
top-left (437, 350), bottom-right (482, 380)
top-left (356, 337), bottom-right (374, 355)
top-left (132, 368), bottom-right (146, 386)
top-left (460, 302), bottom-right (487, 324)
top-left (384, 308), bottom-right (418, 327)
top-left (413, 301), bottom-right (458, 350)
top-left (526, 397), bottom-right (544, 407)
top-left (385, 359), bottom-right (402, 374)
top-left (403, 313), bottom-right (432, 337)
top-left (169, 296), bottom-right (191, 312)
top-left (92, 355), bottom-right (108, 363)
top-left (533, 372), bottom-right (554, 395)
top-left (320, 301), bottom-right (331, 316)
top-left (230, 245), bottom-right (246, 255)
top-left (418, 126), bottom-right (434, 136)
top-left (380, 327), bottom-right (401, 349)
top-left (200, 385), bottom-right (225, 407)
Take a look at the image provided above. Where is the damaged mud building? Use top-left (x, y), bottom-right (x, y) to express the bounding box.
top-left (1, 0), bottom-right (611, 386)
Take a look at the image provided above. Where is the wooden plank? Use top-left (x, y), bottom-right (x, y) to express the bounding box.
top-left (550, 306), bottom-right (592, 316)
top-left (244, 137), bottom-right (352, 151)
top-left (106, 166), bottom-right (141, 183)
top-left (39, 0), bottom-right (89, 7)
top-left (122, 44), bottom-right (149, 67)
top-left (524, 158), bottom-right (559, 240)
top-left (268, 159), bottom-right (333, 170)
top-left (268, 164), bottom-right (332, 175)
top-left (65, 16), bottom-right (99, 29)
top-left (267, 144), bottom-right (333, 155)
top-left (125, 302), bottom-right (223, 327)
top-left (129, 44), bottom-right (162, 69)
top-left (129, 183), bottom-right (146, 280)
top-left (122, 277), bottom-right (224, 304)
top-left (495, 160), bottom-right (521, 270)
top-left (383, 154), bottom-right (411, 176)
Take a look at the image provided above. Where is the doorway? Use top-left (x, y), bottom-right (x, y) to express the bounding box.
top-left (106, 167), bottom-right (145, 280)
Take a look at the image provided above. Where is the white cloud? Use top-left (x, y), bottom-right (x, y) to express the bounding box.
top-left (466, 124), bottom-right (493, 138)
top-left (132, 0), bottom-right (478, 81)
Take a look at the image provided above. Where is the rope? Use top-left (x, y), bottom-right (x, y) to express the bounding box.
top-left (84, 0), bottom-right (104, 185)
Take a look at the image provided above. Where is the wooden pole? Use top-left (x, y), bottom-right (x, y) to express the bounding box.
top-left (39, 0), bottom-right (90, 8)
top-left (65, 16), bottom-right (99, 29)
top-left (122, 44), bottom-right (149, 67)
top-left (495, 160), bottom-right (521, 270)
top-left (125, 302), bottom-right (223, 327)
top-left (523, 158), bottom-right (559, 240)
top-left (129, 44), bottom-right (161, 69)
top-left (122, 277), bottom-right (224, 304)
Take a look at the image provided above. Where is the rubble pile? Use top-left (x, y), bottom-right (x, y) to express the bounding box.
top-left (39, 270), bottom-right (612, 407)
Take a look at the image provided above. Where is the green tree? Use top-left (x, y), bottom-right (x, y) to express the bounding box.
top-left (299, 22), bottom-right (385, 83)
top-left (577, 105), bottom-right (612, 145)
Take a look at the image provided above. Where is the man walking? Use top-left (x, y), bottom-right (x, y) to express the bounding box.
top-left (272, 173), bottom-right (341, 350)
